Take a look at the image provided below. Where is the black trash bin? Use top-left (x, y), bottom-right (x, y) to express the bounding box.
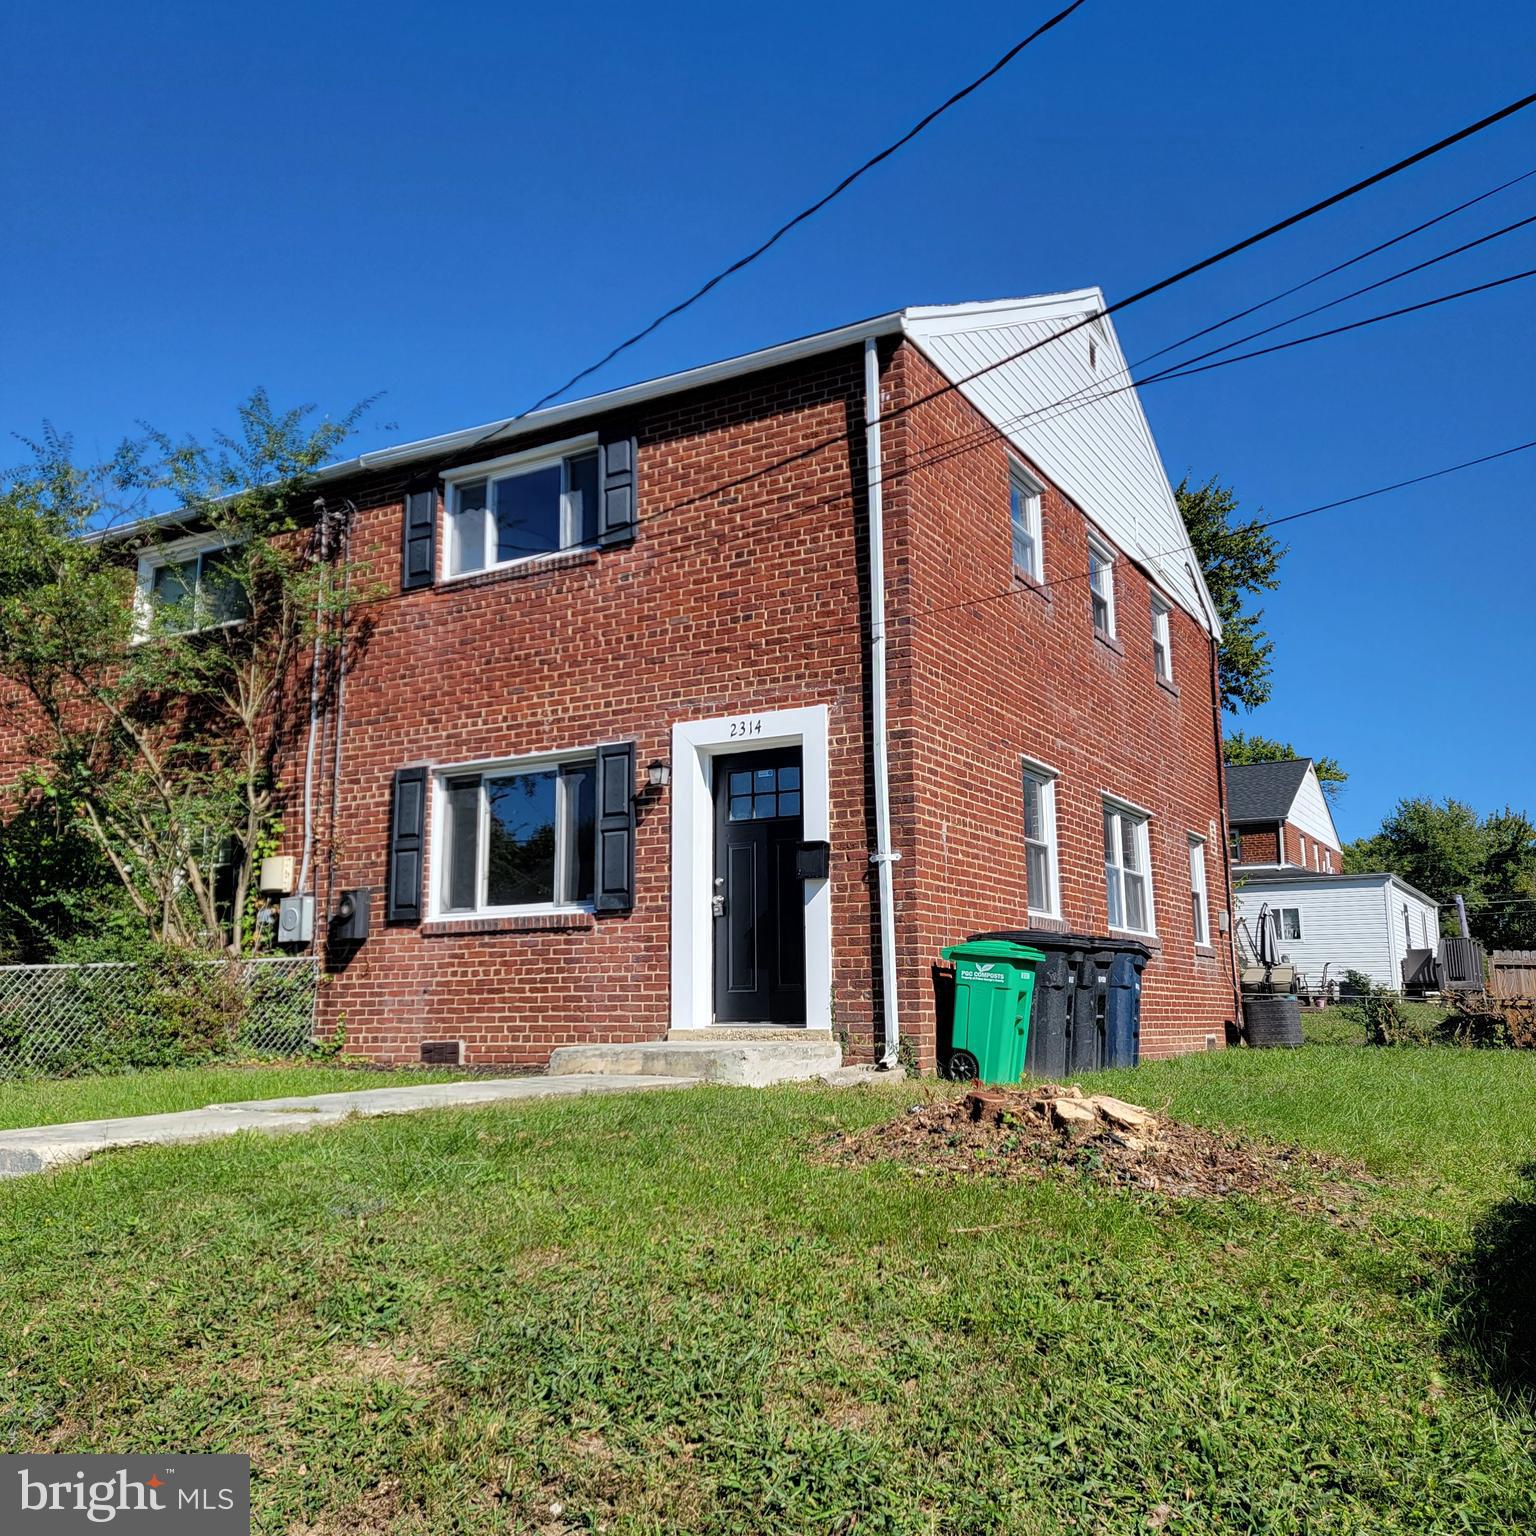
top-left (970, 929), bottom-right (1151, 1075)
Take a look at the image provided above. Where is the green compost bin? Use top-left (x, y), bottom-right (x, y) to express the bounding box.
top-left (939, 938), bottom-right (1046, 1084)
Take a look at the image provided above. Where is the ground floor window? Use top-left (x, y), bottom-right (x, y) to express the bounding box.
top-left (1103, 801), bottom-right (1154, 934)
top-left (1022, 763), bottom-right (1060, 918)
top-left (1188, 835), bottom-right (1210, 946)
top-left (439, 759), bottom-right (596, 913)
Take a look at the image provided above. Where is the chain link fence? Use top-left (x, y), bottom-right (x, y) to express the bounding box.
top-left (0, 956), bottom-right (319, 1079)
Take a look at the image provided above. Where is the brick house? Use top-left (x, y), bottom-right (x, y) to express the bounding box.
top-left (26, 291), bottom-right (1242, 1068)
top-left (1225, 759), bottom-right (1343, 874)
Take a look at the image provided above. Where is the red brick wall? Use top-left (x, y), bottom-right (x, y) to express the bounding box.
top-left (1234, 825), bottom-right (1280, 865)
top-left (880, 344), bottom-right (1237, 1066)
top-left (312, 349), bottom-right (885, 1064)
top-left (1232, 822), bottom-right (1340, 872)
top-left (0, 336), bottom-right (1239, 1068)
top-left (1281, 819), bottom-right (1340, 872)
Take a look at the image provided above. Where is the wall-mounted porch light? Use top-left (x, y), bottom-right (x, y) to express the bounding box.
top-left (647, 759), bottom-right (671, 789)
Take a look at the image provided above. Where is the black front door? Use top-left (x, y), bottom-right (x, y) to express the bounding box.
top-left (712, 747), bottom-right (806, 1024)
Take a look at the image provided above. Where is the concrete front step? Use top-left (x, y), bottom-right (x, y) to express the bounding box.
top-left (547, 1037), bottom-right (842, 1087)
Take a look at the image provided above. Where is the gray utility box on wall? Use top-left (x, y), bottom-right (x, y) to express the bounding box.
top-left (277, 894), bottom-right (315, 946)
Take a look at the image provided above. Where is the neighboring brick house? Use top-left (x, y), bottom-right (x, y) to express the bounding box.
top-left (1224, 759), bottom-right (1343, 875)
top-left (9, 291), bottom-right (1241, 1068)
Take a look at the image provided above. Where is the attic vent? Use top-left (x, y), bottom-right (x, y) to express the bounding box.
top-left (420, 1040), bottom-right (463, 1066)
top-left (1088, 337), bottom-right (1098, 370)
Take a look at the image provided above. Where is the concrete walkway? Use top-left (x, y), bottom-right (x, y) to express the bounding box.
top-left (0, 1073), bottom-right (696, 1180)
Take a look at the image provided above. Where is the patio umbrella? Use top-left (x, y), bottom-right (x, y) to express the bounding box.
top-left (1255, 905), bottom-right (1280, 969)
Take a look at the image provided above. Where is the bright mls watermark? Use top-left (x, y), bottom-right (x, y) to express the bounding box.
top-left (1, 1456), bottom-right (249, 1534)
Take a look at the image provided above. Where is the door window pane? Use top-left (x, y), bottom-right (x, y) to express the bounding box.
top-left (485, 770), bottom-right (558, 906)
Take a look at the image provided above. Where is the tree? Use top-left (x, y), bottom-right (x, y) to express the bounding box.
top-left (1343, 797), bottom-right (1536, 947)
top-left (0, 392), bottom-right (372, 957)
top-left (1223, 730), bottom-right (1347, 806)
top-left (1176, 475), bottom-right (1285, 714)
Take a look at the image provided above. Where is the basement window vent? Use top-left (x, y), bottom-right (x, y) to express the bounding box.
top-left (420, 1040), bottom-right (463, 1066)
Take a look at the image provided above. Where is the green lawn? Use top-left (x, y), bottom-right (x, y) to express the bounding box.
top-left (2, 1045), bottom-right (1533, 1534)
top-left (0, 1060), bottom-right (476, 1132)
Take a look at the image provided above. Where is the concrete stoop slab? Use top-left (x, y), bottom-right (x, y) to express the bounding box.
top-left (548, 1037), bottom-right (843, 1087)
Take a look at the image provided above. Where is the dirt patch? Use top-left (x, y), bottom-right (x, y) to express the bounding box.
top-left (825, 1083), bottom-right (1373, 1220)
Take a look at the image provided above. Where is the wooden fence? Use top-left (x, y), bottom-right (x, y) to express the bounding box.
top-left (1490, 951), bottom-right (1536, 1000)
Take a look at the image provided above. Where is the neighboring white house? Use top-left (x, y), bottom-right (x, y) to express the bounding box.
top-left (1233, 868), bottom-right (1442, 993)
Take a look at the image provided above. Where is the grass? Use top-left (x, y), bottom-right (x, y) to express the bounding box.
top-left (0, 1059), bottom-right (477, 1132)
top-left (1302, 1001), bottom-right (1458, 1050)
top-left (1, 1045), bottom-right (1533, 1534)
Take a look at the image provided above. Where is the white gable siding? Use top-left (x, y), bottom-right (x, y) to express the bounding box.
top-left (903, 294), bottom-right (1217, 634)
top-left (1235, 878), bottom-right (1398, 989)
top-left (1288, 765), bottom-right (1342, 851)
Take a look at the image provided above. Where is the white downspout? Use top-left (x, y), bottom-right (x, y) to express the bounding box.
top-left (864, 337), bottom-right (902, 1069)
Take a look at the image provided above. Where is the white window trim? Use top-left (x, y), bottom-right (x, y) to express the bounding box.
top-left (1188, 834), bottom-right (1210, 947)
top-left (133, 530), bottom-right (246, 641)
top-left (1150, 591), bottom-right (1173, 683)
top-left (1021, 758), bottom-right (1061, 920)
top-left (1102, 795), bottom-right (1156, 936)
top-left (439, 432), bottom-right (600, 582)
top-left (428, 745), bottom-right (599, 921)
top-left (1009, 460), bottom-right (1044, 583)
top-left (1087, 533), bottom-right (1117, 638)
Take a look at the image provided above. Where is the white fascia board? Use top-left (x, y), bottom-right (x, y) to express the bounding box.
top-left (337, 311), bottom-right (904, 477)
top-left (93, 310), bottom-right (906, 545)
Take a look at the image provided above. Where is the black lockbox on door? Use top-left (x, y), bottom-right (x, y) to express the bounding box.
top-left (794, 841), bottom-right (831, 881)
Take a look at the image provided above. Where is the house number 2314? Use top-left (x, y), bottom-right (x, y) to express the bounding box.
top-left (728, 717), bottom-right (764, 739)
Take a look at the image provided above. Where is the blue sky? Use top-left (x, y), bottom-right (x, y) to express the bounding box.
top-left (2, 0), bottom-right (1532, 841)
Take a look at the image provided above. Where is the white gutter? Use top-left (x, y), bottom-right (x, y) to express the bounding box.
top-left (864, 336), bottom-right (902, 1069)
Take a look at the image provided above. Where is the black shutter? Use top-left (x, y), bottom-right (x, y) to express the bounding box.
top-left (388, 766), bottom-right (428, 922)
top-left (598, 433), bottom-right (637, 547)
top-left (593, 742), bottom-right (636, 912)
top-left (401, 484), bottom-right (437, 590)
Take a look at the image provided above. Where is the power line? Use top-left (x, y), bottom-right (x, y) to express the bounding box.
top-left (466, 0), bottom-right (1093, 445)
top-left (904, 435), bottom-right (1536, 630)
top-left (964, 185), bottom-right (1536, 448)
top-left (858, 259), bottom-right (1536, 505)
top-left (880, 90), bottom-right (1536, 430)
top-left (467, 87), bottom-right (1536, 463)
top-left (1132, 163), bottom-right (1536, 371)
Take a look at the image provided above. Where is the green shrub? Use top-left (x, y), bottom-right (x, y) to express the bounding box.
top-left (1344, 979), bottom-right (1436, 1047)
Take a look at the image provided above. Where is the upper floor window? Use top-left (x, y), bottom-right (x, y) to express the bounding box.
top-left (1103, 799), bottom-right (1154, 934)
top-left (1188, 835), bottom-right (1210, 946)
top-left (444, 440), bottom-right (600, 578)
top-left (1298, 833), bottom-right (1309, 867)
top-left (1009, 463), bottom-right (1044, 582)
top-left (1087, 535), bottom-right (1116, 638)
top-left (1021, 762), bottom-right (1060, 918)
top-left (1324, 848), bottom-right (1334, 873)
top-left (135, 534), bottom-right (249, 637)
top-left (436, 755), bottom-right (597, 915)
top-left (1150, 594), bottom-right (1173, 683)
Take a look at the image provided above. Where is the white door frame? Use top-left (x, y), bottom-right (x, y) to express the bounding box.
top-left (670, 704), bottom-right (831, 1031)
